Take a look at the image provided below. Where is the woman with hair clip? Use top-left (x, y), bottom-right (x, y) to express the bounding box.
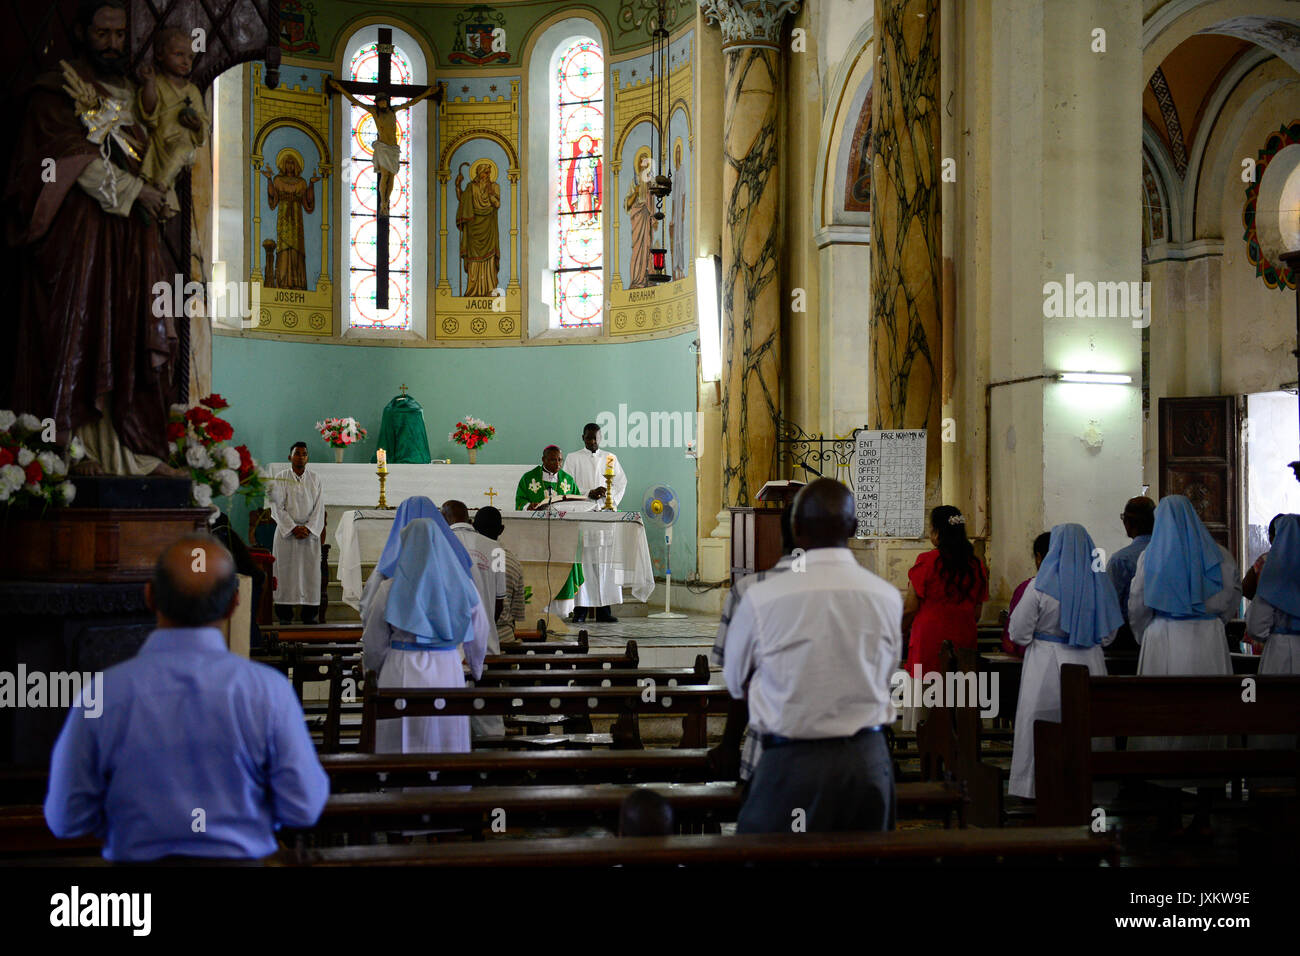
top-left (900, 506), bottom-right (989, 729)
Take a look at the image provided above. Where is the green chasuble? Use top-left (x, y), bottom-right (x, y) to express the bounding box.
top-left (514, 465), bottom-right (585, 599)
top-left (372, 395), bottom-right (432, 464)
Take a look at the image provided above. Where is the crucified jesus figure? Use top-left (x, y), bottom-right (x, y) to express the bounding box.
top-left (327, 76), bottom-right (433, 215)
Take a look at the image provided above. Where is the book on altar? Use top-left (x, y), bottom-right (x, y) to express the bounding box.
top-left (537, 493), bottom-right (591, 508)
top-left (755, 479), bottom-right (806, 503)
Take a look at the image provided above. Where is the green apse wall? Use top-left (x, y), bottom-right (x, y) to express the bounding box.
top-left (212, 331), bottom-right (700, 577)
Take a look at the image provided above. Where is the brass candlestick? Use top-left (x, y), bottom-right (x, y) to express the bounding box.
top-left (377, 463), bottom-right (391, 509)
top-left (602, 458), bottom-right (615, 511)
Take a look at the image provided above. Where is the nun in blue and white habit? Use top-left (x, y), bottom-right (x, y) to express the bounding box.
top-left (359, 495), bottom-right (472, 619)
top-left (1129, 495), bottom-right (1241, 676)
top-left (1246, 513), bottom-right (1300, 674)
top-left (1007, 523), bottom-right (1124, 798)
top-left (362, 517), bottom-right (491, 754)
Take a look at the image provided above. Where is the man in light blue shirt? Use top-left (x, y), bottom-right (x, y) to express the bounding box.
top-left (44, 534), bottom-right (329, 862)
top-left (1105, 495), bottom-right (1155, 626)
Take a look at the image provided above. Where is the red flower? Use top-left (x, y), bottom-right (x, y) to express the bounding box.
top-left (165, 422), bottom-right (185, 441)
top-left (185, 406), bottom-right (214, 426)
top-left (235, 445), bottom-right (254, 477)
top-left (0, 448), bottom-right (13, 467)
top-left (466, 436), bottom-right (477, 449)
top-left (206, 418), bottom-right (234, 443)
top-left (24, 460), bottom-right (43, 485)
top-left (200, 393), bottom-right (229, 410)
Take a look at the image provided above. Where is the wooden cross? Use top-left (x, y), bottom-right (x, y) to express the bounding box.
top-left (326, 28), bottom-right (441, 310)
top-left (399, 383), bottom-right (409, 396)
top-left (484, 487), bottom-right (498, 506)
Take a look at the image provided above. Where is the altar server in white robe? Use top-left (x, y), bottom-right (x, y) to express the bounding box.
top-left (358, 495), bottom-right (471, 619)
top-left (1008, 523), bottom-right (1124, 798)
top-left (269, 442), bottom-right (325, 624)
top-left (1247, 513), bottom-right (1300, 675)
top-left (362, 518), bottom-right (491, 754)
top-left (564, 423), bottom-right (628, 623)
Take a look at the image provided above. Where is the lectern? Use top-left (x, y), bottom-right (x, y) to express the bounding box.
top-left (728, 480), bottom-right (806, 585)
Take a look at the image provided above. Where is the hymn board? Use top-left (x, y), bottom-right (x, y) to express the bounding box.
top-left (854, 429), bottom-right (927, 538)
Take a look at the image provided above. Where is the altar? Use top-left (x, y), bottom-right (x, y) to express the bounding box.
top-left (334, 507), bottom-right (655, 632)
top-left (309, 462), bottom-right (531, 509)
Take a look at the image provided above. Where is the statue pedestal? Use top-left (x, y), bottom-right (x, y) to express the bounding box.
top-left (0, 505), bottom-right (209, 765)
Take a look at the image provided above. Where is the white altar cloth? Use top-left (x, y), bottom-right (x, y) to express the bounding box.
top-left (335, 508), bottom-right (655, 610)
top-left (310, 463), bottom-right (530, 510)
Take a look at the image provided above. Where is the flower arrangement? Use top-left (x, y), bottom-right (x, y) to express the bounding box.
top-left (449, 416), bottom-right (495, 451)
top-left (317, 417), bottom-right (368, 449)
top-left (166, 394), bottom-right (267, 521)
top-left (0, 411), bottom-right (83, 510)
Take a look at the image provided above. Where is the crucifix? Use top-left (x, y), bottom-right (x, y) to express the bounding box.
top-left (484, 487), bottom-right (499, 507)
top-left (326, 28), bottom-right (442, 310)
top-left (399, 383), bottom-right (409, 396)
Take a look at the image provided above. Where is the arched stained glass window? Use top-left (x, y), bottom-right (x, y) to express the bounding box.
top-left (347, 40), bottom-right (416, 330)
top-left (551, 38), bottom-right (604, 329)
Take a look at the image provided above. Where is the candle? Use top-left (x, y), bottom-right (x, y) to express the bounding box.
top-left (377, 448), bottom-right (387, 467)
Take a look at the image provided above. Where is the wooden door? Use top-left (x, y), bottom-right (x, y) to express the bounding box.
top-left (1157, 396), bottom-right (1240, 554)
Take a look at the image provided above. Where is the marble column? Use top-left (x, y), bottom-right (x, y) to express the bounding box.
top-left (871, 0), bottom-right (942, 507)
top-left (701, 1), bottom-right (799, 506)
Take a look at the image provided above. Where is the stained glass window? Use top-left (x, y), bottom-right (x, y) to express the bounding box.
top-left (347, 41), bottom-right (414, 330)
top-left (552, 38), bottom-right (604, 329)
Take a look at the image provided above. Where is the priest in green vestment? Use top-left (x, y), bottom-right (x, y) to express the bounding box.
top-left (514, 444), bottom-right (584, 601)
top-left (372, 393), bottom-right (431, 464)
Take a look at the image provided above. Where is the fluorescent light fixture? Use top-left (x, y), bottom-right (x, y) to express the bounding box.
top-left (1056, 372), bottom-right (1133, 385)
top-left (696, 255), bottom-right (722, 382)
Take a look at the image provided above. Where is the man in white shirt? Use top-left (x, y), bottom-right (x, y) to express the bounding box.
top-left (443, 499), bottom-right (507, 739)
top-left (563, 423), bottom-right (628, 623)
top-left (268, 442), bottom-right (325, 624)
top-left (473, 506), bottom-right (526, 649)
top-left (722, 479), bottom-right (902, 833)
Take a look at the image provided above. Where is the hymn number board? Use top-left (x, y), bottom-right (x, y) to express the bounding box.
top-left (854, 429), bottom-right (927, 538)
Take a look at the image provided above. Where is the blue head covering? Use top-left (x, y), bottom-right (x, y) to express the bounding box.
top-left (1034, 523), bottom-right (1125, 648)
top-left (1142, 495), bottom-right (1224, 618)
top-left (375, 495), bottom-right (471, 576)
top-left (1257, 514), bottom-right (1300, 627)
top-left (383, 518), bottom-right (481, 644)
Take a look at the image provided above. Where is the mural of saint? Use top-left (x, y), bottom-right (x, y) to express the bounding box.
top-left (455, 159), bottom-right (502, 296)
top-left (261, 149), bottom-right (320, 290)
top-left (670, 138), bottom-right (687, 280)
top-left (624, 147), bottom-right (656, 290)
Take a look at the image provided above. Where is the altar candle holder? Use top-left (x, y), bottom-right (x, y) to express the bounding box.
top-left (603, 455), bottom-right (615, 511)
top-left (377, 460), bottom-right (391, 510)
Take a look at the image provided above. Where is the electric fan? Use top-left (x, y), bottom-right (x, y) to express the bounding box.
top-left (642, 484), bottom-right (687, 619)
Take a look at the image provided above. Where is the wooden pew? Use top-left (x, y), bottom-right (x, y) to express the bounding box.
top-left (1033, 665), bottom-right (1300, 825)
top-left (499, 630), bottom-right (589, 655)
top-left (476, 656), bottom-right (710, 688)
top-left (277, 826), bottom-right (1113, 867)
top-left (295, 779), bottom-right (967, 841)
top-left (263, 622), bottom-right (363, 649)
top-left (319, 749), bottom-right (718, 788)
top-left (360, 678), bottom-right (732, 751)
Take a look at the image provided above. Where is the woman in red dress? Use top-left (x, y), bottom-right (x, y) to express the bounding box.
top-left (903, 505), bottom-right (989, 679)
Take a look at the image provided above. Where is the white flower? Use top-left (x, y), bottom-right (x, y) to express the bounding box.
top-left (221, 446), bottom-right (241, 469)
top-left (0, 487), bottom-right (8, 502)
top-left (0, 410), bottom-right (14, 431)
top-left (185, 443), bottom-right (213, 470)
top-left (0, 464), bottom-right (24, 492)
top-left (16, 413), bottom-right (41, 433)
top-left (16, 448), bottom-right (34, 467)
top-left (24, 482), bottom-right (45, 497)
top-left (67, 436), bottom-right (85, 462)
top-left (170, 404), bottom-right (190, 416)
top-left (167, 441), bottom-right (178, 457)
top-left (37, 452), bottom-right (65, 476)
top-left (215, 468), bottom-right (239, 496)
top-left (192, 482), bottom-right (213, 507)
top-left (58, 481), bottom-right (76, 505)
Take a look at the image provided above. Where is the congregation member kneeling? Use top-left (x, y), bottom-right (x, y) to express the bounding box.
top-left (44, 535), bottom-right (328, 862)
top-left (721, 479), bottom-right (902, 833)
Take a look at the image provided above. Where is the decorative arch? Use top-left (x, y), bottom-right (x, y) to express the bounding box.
top-left (1144, 0), bottom-right (1300, 76)
top-left (813, 20), bottom-right (873, 244)
top-left (439, 128), bottom-right (519, 172)
top-left (615, 113), bottom-right (661, 158)
top-left (252, 117), bottom-right (330, 165)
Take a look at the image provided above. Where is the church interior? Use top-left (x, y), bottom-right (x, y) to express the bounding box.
top-left (0, 0), bottom-right (1298, 890)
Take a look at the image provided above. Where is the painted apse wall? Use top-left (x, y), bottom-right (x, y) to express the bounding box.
top-left (211, 1), bottom-right (703, 577)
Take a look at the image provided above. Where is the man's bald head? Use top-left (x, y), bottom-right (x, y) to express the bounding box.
top-left (148, 534), bottom-right (238, 628)
top-left (792, 478), bottom-right (857, 549)
top-left (1122, 496), bottom-right (1155, 537)
top-left (618, 788), bottom-right (675, 836)
top-left (441, 500), bottom-right (470, 526)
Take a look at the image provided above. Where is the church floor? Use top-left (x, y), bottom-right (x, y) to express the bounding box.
top-left (564, 613), bottom-right (720, 668)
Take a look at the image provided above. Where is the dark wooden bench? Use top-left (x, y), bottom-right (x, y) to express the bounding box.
top-left (1033, 665), bottom-right (1300, 825)
top-left (263, 622), bottom-right (363, 649)
top-left (360, 678), bottom-right (732, 751)
top-left (276, 825), bottom-right (1107, 867)
top-left (0, 806), bottom-right (99, 856)
top-left (476, 656), bottom-right (709, 688)
top-left (486, 639), bottom-right (629, 671)
top-left (319, 749), bottom-right (717, 788)
top-left (295, 779), bottom-right (966, 841)
top-left (499, 631), bottom-right (589, 655)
